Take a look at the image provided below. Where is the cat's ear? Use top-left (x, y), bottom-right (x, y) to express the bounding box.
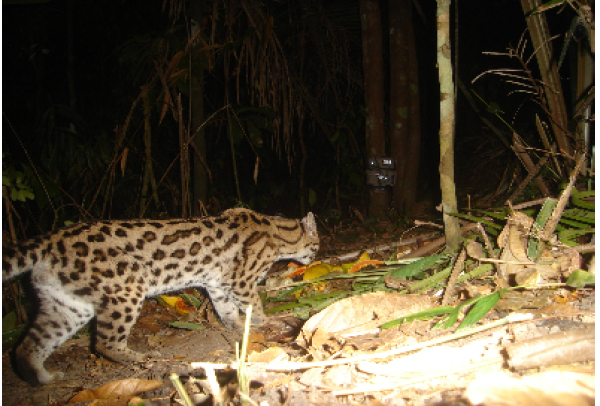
top-left (302, 213), bottom-right (318, 237)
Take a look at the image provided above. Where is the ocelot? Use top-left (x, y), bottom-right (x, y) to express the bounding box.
top-left (2, 208), bottom-right (319, 386)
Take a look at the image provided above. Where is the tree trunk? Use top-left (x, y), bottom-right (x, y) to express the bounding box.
top-left (389, 0), bottom-right (420, 212)
top-left (360, 0), bottom-right (389, 218)
top-left (404, 10), bottom-right (421, 210)
top-left (389, 0), bottom-right (410, 211)
top-left (437, 0), bottom-right (461, 250)
top-left (190, 1), bottom-right (208, 216)
top-left (520, 0), bottom-right (572, 161)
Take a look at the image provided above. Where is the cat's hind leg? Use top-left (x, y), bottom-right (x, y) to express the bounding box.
top-left (16, 286), bottom-right (94, 386)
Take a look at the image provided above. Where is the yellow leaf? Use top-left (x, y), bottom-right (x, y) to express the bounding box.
top-left (286, 261), bottom-right (322, 278)
top-left (158, 295), bottom-right (192, 315)
top-left (341, 262), bottom-right (356, 272)
top-left (358, 251), bottom-right (371, 262)
top-left (158, 295), bottom-right (181, 307)
top-left (303, 264), bottom-right (333, 281)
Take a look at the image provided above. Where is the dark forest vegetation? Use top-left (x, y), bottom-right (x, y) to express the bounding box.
top-left (3, 0), bottom-right (593, 243)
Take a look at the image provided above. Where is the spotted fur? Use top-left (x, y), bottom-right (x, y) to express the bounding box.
top-left (2, 208), bottom-right (319, 386)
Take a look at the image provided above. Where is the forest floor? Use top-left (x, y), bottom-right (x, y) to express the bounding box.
top-left (2, 205), bottom-right (595, 406)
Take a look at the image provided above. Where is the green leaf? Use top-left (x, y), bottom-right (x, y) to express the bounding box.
top-left (274, 286), bottom-right (305, 300)
top-left (311, 296), bottom-right (346, 313)
top-left (528, 198), bottom-right (557, 261)
top-left (297, 292), bottom-right (350, 308)
top-left (433, 308), bottom-right (460, 330)
top-left (2, 311), bottom-right (26, 347)
top-left (561, 212), bottom-right (595, 225)
top-left (558, 228), bottom-right (595, 246)
top-left (571, 189), bottom-right (594, 210)
top-left (180, 294), bottom-right (203, 308)
top-left (167, 321), bottom-right (206, 331)
top-left (2, 325), bottom-right (26, 347)
top-left (406, 265), bottom-right (451, 293)
top-left (558, 218), bottom-right (592, 229)
top-left (486, 102), bottom-right (504, 114)
top-left (381, 306), bottom-right (455, 329)
top-left (265, 302), bottom-right (309, 313)
top-left (21, 190), bottom-right (35, 201)
top-left (471, 209), bottom-right (511, 220)
top-left (449, 213), bottom-right (503, 230)
top-left (457, 290), bottom-right (505, 331)
top-left (456, 264), bottom-right (495, 283)
top-left (294, 307), bottom-right (311, 320)
top-left (566, 270), bottom-right (595, 288)
top-left (390, 254), bottom-right (445, 279)
top-left (433, 294), bottom-right (482, 330)
top-left (2, 311), bottom-right (17, 332)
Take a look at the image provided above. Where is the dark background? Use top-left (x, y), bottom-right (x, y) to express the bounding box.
top-left (2, 0), bottom-right (579, 235)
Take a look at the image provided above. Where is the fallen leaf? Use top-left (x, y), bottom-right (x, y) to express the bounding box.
top-left (168, 321), bottom-right (205, 330)
top-left (69, 379), bottom-right (165, 403)
top-left (285, 261), bottom-right (323, 277)
top-left (303, 264), bottom-right (333, 280)
top-left (158, 295), bottom-right (194, 315)
top-left (247, 333), bottom-right (266, 354)
top-left (248, 346), bottom-right (288, 363)
top-left (347, 260), bottom-right (384, 273)
top-left (297, 292), bottom-right (432, 346)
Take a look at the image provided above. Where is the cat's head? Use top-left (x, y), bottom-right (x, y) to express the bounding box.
top-left (277, 212), bottom-right (319, 264)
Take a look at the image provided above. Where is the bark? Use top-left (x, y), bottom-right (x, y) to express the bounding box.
top-left (437, 0), bottom-right (461, 250)
top-left (403, 1), bottom-right (421, 210)
top-left (389, 0), bottom-right (410, 211)
top-left (190, 1), bottom-right (208, 215)
top-left (360, 0), bottom-right (389, 218)
top-left (177, 94), bottom-right (191, 217)
top-left (389, 0), bottom-right (420, 212)
top-left (520, 0), bottom-right (572, 160)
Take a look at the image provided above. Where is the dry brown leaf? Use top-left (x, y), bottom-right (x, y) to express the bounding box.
top-left (297, 292), bottom-right (432, 346)
top-left (310, 327), bottom-right (334, 349)
top-left (247, 333), bottom-right (266, 354)
top-left (68, 379), bottom-right (165, 403)
top-left (247, 346), bottom-right (288, 363)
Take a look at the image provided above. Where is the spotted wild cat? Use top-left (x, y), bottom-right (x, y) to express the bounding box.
top-left (2, 208), bottom-right (319, 386)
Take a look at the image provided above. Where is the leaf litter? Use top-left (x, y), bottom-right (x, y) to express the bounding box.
top-left (3, 182), bottom-right (595, 405)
